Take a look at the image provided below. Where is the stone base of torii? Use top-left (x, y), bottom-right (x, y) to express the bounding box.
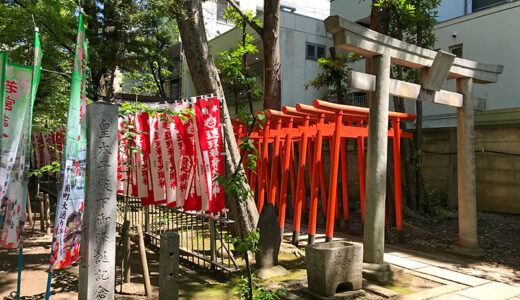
top-left (324, 15), bottom-right (503, 280)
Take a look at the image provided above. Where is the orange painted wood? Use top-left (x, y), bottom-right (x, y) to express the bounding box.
top-left (358, 136), bottom-right (366, 223)
top-left (325, 113), bottom-right (343, 239)
top-left (340, 138), bottom-right (349, 220)
top-left (278, 131), bottom-right (293, 231)
top-left (393, 120), bottom-right (403, 230)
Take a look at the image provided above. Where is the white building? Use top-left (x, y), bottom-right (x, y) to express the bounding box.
top-left (331, 0), bottom-right (520, 128)
top-left (332, 0), bottom-right (520, 214)
top-left (203, 0), bottom-right (330, 40)
top-left (172, 1), bottom-right (333, 111)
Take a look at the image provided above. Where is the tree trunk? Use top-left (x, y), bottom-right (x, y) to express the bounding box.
top-left (393, 69), bottom-right (417, 210)
top-left (329, 47), bottom-right (344, 104)
top-left (386, 143), bottom-right (396, 228)
top-left (262, 0), bottom-right (282, 110)
top-left (415, 2), bottom-right (425, 210)
top-left (370, 1), bottom-right (383, 32)
top-left (172, 0), bottom-right (259, 234)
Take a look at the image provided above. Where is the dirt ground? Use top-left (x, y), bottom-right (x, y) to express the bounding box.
top-left (340, 201), bottom-right (520, 270)
top-left (393, 210), bottom-right (520, 269)
top-left (0, 224), bottom-right (238, 300)
top-left (1, 207), bottom-right (519, 299)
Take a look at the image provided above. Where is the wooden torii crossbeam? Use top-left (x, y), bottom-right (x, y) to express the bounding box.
top-left (324, 15), bottom-right (503, 268)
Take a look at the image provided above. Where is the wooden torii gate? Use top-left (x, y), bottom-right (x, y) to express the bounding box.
top-left (324, 15), bottom-right (503, 272)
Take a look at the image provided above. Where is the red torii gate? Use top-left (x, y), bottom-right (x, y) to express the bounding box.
top-left (232, 99), bottom-right (416, 244)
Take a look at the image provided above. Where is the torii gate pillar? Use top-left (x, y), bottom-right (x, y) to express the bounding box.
top-left (455, 78), bottom-right (481, 255)
top-left (363, 54), bottom-right (391, 265)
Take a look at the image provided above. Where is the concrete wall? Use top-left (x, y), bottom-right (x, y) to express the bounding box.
top-left (436, 0), bottom-right (467, 22)
top-left (279, 13), bottom-right (333, 107)
top-left (330, 1), bottom-right (370, 23)
top-left (422, 124), bottom-right (520, 214)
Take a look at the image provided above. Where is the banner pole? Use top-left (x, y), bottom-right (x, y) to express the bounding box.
top-left (45, 266), bottom-right (53, 300)
top-left (16, 235), bottom-right (24, 300)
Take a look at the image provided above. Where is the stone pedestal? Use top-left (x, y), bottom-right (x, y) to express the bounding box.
top-left (79, 102), bottom-right (119, 300)
top-left (362, 262), bottom-right (392, 283)
top-left (256, 203), bottom-right (281, 268)
top-left (305, 241), bottom-right (363, 297)
top-left (160, 231), bottom-right (179, 300)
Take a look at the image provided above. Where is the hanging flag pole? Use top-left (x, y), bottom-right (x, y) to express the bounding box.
top-left (14, 25), bottom-right (43, 300)
top-left (0, 51), bottom-right (7, 228)
top-left (46, 10), bottom-right (88, 299)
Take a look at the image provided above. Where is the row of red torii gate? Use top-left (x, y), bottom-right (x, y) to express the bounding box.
top-left (233, 100), bottom-right (416, 245)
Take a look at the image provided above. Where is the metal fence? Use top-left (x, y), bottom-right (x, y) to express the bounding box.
top-left (116, 195), bottom-right (240, 273)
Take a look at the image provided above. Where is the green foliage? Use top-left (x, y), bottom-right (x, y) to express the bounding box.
top-left (120, 71), bottom-right (159, 96)
top-left (235, 274), bottom-right (286, 300)
top-left (374, 0), bottom-right (440, 83)
top-left (375, 0), bottom-right (416, 17)
top-left (305, 52), bottom-right (359, 103)
top-left (215, 110), bottom-right (264, 201)
top-left (422, 185), bottom-right (457, 223)
top-left (0, 0), bottom-right (77, 131)
top-left (28, 161), bottom-right (60, 178)
top-left (1, 0), bottom-right (180, 135)
top-left (226, 229), bottom-right (260, 258)
top-left (229, 231), bottom-right (285, 299)
top-left (223, 8), bottom-right (262, 29)
top-left (216, 8), bottom-right (262, 114)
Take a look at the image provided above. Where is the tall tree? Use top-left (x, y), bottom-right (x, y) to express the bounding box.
top-left (225, 0), bottom-right (281, 110)
top-left (1, 0), bottom-right (78, 131)
top-left (82, 0), bottom-right (176, 101)
top-left (170, 0), bottom-right (259, 235)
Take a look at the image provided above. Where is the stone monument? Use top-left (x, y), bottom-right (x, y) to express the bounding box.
top-left (78, 101), bottom-right (119, 300)
top-left (255, 203), bottom-right (281, 268)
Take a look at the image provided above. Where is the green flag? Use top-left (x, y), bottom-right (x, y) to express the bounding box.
top-left (0, 30), bottom-right (42, 248)
top-left (0, 63), bottom-right (33, 248)
top-left (51, 14), bottom-right (88, 269)
top-left (0, 51), bottom-right (7, 213)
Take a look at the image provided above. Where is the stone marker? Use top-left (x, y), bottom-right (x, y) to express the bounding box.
top-left (256, 203), bottom-right (281, 268)
top-left (79, 101), bottom-right (119, 300)
top-left (160, 231), bottom-right (179, 300)
top-left (305, 241), bottom-right (363, 297)
top-left (254, 265), bottom-right (289, 280)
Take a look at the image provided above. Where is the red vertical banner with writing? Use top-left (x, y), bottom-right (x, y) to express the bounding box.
top-left (194, 97), bottom-right (225, 213)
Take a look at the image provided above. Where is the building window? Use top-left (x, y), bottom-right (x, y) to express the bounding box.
top-left (449, 44), bottom-right (463, 58)
top-left (306, 43), bottom-right (325, 60)
top-left (472, 0), bottom-right (507, 11)
top-left (217, 0), bottom-right (239, 23)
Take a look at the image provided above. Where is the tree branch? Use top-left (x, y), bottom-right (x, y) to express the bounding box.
top-left (225, 0), bottom-right (263, 35)
top-left (12, 0), bottom-right (74, 53)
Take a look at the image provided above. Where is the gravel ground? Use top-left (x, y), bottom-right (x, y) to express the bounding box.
top-left (367, 208), bottom-right (520, 269)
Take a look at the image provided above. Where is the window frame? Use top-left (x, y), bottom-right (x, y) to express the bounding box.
top-left (472, 0), bottom-right (508, 12)
top-left (449, 44), bottom-right (463, 58)
top-left (306, 42), bottom-right (326, 61)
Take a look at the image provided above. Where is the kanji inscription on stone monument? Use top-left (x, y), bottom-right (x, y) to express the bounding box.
top-left (79, 101), bottom-right (119, 300)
